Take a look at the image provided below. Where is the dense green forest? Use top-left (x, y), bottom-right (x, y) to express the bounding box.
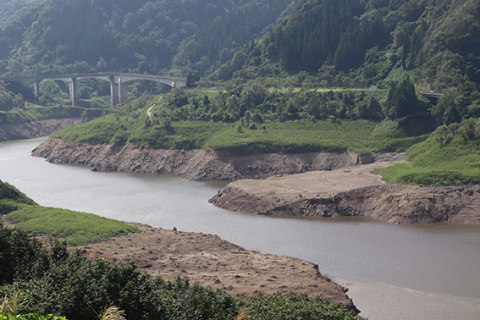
top-left (0, 0), bottom-right (296, 77)
top-left (214, 0), bottom-right (480, 91)
top-left (2, 0), bottom-right (479, 91)
top-left (1, 0), bottom-right (479, 125)
top-left (0, 0), bottom-right (45, 27)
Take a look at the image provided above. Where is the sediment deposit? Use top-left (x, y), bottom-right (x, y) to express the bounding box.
top-left (209, 164), bottom-right (480, 224)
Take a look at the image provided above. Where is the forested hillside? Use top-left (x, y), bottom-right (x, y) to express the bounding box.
top-left (0, 0), bottom-right (295, 77)
top-left (0, 0), bottom-right (45, 27)
top-left (215, 0), bottom-right (480, 91)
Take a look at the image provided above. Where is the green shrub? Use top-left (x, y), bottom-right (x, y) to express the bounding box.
top-left (0, 223), bottom-right (68, 285)
top-left (0, 200), bottom-right (22, 215)
top-left (0, 181), bottom-right (36, 206)
top-left (0, 312), bottom-right (66, 320)
top-left (239, 292), bottom-right (363, 320)
top-left (397, 171), bottom-right (480, 186)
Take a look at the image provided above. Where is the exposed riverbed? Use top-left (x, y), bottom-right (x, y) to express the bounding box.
top-left (1, 137), bottom-right (480, 320)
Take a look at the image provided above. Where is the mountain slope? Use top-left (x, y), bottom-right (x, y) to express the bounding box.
top-left (213, 0), bottom-right (480, 90)
top-left (0, 0), bottom-right (296, 77)
top-left (0, 0), bottom-right (45, 27)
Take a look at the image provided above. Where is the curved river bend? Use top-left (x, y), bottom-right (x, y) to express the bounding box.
top-left (1, 138), bottom-right (480, 320)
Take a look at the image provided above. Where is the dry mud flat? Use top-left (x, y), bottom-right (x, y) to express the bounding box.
top-left (210, 163), bottom-right (480, 224)
top-left (72, 223), bottom-right (358, 312)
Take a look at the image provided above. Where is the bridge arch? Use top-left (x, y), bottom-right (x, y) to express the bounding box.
top-left (0, 73), bottom-right (186, 107)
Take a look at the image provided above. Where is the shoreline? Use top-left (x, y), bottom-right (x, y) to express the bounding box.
top-left (5, 136), bottom-right (480, 318)
top-left (31, 137), bottom-right (480, 224)
top-left (69, 223), bottom-right (359, 312)
top-left (32, 137), bottom-right (392, 181)
top-left (210, 164), bottom-right (480, 224)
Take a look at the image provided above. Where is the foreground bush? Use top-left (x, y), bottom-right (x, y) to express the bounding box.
top-left (0, 223), bottom-right (364, 320)
top-left (238, 292), bottom-right (360, 320)
top-left (0, 222), bottom-right (68, 285)
top-left (0, 312), bottom-right (66, 320)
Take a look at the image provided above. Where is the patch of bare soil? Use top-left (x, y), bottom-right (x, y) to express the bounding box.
top-left (71, 223), bottom-right (358, 311)
top-left (210, 162), bottom-right (480, 224)
top-left (210, 162), bottom-right (391, 215)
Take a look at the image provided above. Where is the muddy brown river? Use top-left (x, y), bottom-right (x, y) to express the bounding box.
top-left (1, 137), bottom-right (479, 320)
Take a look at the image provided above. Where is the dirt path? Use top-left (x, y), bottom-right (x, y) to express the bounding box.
top-left (147, 95), bottom-right (163, 119)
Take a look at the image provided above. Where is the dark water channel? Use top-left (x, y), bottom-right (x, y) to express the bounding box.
top-left (1, 137), bottom-right (479, 320)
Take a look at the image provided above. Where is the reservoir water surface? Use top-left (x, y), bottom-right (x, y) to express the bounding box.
top-left (1, 137), bottom-right (479, 320)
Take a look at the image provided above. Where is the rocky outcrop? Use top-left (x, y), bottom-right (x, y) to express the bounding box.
top-left (32, 137), bottom-right (370, 181)
top-left (0, 118), bottom-right (88, 142)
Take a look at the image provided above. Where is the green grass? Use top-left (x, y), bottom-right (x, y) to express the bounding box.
top-left (374, 123), bottom-right (480, 186)
top-left (205, 120), bottom-right (377, 153)
top-left (203, 119), bottom-right (425, 154)
top-left (53, 115), bottom-right (423, 154)
top-left (49, 88), bottom-right (425, 154)
top-left (5, 205), bottom-right (139, 245)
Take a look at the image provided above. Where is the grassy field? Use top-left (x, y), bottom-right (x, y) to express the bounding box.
top-left (374, 122), bottom-right (480, 185)
top-left (5, 206), bottom-right (139, 245)
top-left (52, 114), bottom-right (425, 154)
top-left (204, 119), bottom-right (424, 153)
top-left (1, 179), bottom-right (139, 245)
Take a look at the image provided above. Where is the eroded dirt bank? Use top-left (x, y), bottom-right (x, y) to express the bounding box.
top-left (33, 138), bottom-right (480, 224)
top-left (0, 118), bottom-right (88, 142)
top-left (209, 164), bottom-right (480, 224)
top-left (32, 137), bottom-right (366, 181)
top-left (71, 223), bottom-right (358, 312)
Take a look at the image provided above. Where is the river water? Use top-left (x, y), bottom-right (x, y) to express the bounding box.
top-left (1, 137), bottom-right (480, 320)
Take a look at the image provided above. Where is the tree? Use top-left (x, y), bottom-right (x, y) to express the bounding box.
top-left (434, 125), bottom-right (451, 146)
top-left (384, 77), bottom-right (419, 119)
top-left (357, 96), bottom-right (383, 120)
top-left (0, 86), bottom-right (13, 111)
top-left (431, 88), bottom-right (466, 124)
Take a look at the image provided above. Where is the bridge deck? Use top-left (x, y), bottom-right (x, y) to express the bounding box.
top-left (0, 72), bottom-right (186, 82)
top-left (420, 91), bottom-right (442, 99)
top-left (0, 72), bottom-right (186, 107)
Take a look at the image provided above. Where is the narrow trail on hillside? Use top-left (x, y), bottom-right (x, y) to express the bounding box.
top-left (147, 95), bottom-right (163, 119)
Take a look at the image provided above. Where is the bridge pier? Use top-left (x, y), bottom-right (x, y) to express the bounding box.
top-left (34, 80), bottom-right (40, 98)
top-left (70, 78), bottom-right (78, 106)
top-left (109, 75), bottom-right (128, 107)
top-left (0, 73), bottom-right (186, 107)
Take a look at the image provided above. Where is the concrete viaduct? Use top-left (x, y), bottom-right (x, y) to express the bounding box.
top-left (0, 73), bottom-right (186, 107)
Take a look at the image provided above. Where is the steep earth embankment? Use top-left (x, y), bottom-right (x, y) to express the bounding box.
top-left (209, 164), bottom-right (480, 224)
top-left (0, 118), bottom-right (88, 142)
top-left (32, 137), bottom-right (372, 181)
